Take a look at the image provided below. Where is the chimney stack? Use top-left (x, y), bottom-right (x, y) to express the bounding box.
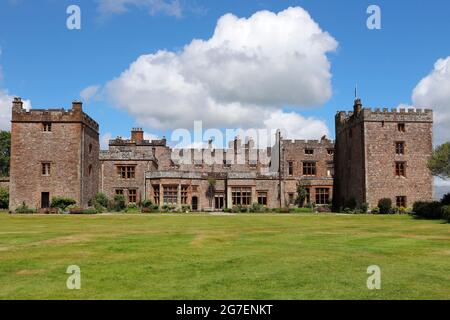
top-left (131, 128), bottom-right (144, 143)
top-left (72, 101), bottom-right (83, 112)
top-left (12, 97), bottom-right (24, 112)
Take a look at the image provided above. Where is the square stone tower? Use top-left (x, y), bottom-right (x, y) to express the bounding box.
top-left (9, 98), bottom-right (100, 210)
top-left (334, 98), bottom-right (433, 209)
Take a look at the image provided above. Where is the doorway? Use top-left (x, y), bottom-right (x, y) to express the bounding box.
top-left (192, 196), bottom-right (198, 211)
top-left (214, 194), bottom-right (224, 210)
top-left (41, 192), bottom-right (50, 208)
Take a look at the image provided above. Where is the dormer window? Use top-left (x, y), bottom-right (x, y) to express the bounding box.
top-left (43, 122), bottom-right (52, 132)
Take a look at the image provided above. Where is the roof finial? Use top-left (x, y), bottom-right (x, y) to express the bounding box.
top-left (355, 83), bottom-right (358, 99)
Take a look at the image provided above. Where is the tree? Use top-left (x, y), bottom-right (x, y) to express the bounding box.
top-left (295, 184), bottom-right (307, 207)
top-left (0, 131), bottom-right (11, 177)
top-left (205, 178), bottom-right (216, 208)
top-left (428, 142), bottom-right (450, 179)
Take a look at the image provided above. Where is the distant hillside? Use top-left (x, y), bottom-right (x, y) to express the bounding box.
top-left (434, 185), bottom-right (450, 201)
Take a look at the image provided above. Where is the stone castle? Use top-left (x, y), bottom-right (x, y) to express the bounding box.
top-left (8, 97), bottom-right (434, 211)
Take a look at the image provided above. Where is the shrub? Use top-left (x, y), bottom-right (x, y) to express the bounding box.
top-left (249, 203), bottom-right (266, 213)
top-left (441, 205), bottom-right (450, 222)
top-left (15, 202), bottom-right (36, 214)
top-left (378, 198), bottom-right (392, 215)
top-left (181, 205), bottom-right (191, 213)
top-left (413, 201), bottom-right (442, 219)
top-left (92, 193), bottom-right (109, 208)
top-left (141, 199), bottom-right (153, 209)
top-left (83, 208), bottom-right (98, 215)
top-left (360, 203), bottom-right (369, 214)
top-left (0, 187), bottom-right (8, 209)
top-left (441, 193), bottom-right (450, 206)
top-left (223, 208), bottom-right (231, 213)
top-left (50, 197), bottom-right (76, 210)
top-left (69, 207), bottom-right (84, 214)
top-left (112, 195), bottom-right (126, 212)
top-left (371, 207), bottom-right (380, 214)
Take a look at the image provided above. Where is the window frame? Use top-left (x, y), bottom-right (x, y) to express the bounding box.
top-left (395, 161), bottom-right (406, 177)
top-left (41, 162), bottom-right (51, 176)
top-left (302, 161), bottom-right (317, 176)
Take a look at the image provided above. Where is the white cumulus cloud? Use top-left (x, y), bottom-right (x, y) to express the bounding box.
top-left (412, 56), bottom-right (450, 145)
top-left (80, 85), bottom-right (101, 102)
top-left (104, 7), bottom-right (336, 140)
top-left (0, 90), bottom-right (32, 130)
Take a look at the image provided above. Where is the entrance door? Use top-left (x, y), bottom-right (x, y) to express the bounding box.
top-left (41, 192), bottom-right (50, 208)
top-left (192, 196), bottom-right (198, 211)
top-left (214, 195), bottom-right (224, 210)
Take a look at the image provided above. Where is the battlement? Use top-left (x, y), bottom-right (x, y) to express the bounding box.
top-left (336, 106), bottom-right (433, 127)
top-left (11, 98), bottom-right (99, 132)
top-left (108, 137), bottom-right (167, 147)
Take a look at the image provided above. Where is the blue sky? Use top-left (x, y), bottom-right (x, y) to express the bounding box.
top-left (0, 0), bottom-right (449, 149)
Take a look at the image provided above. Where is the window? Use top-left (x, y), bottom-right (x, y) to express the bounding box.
top-left (327, 149), bottom-right (334, 156)
top-left (128, 189), bottom-right (137, 203)
top-left (43, 122), bottom-right (52, 132)
top-left (395, 162), bottom-right (406, 177)
top-left (117, 165), bottom-right (136, 179)
top-left (305, 188), bottom-right (311, 204)
top-left (396, 196), bottom-right (407, 208)
top-left (288, 193), bottom-right (295, 205)
top-left (398, 123), bottom-right (405, 132)
top-left (257, 192), bottom-right (267, 206)
top-left (88, 164), bottom-right (92, 176)
top-left (232, 187), bottom-right (252, 206)
top-left (305, 149), bottom-right (314, 155)
top-left (288, 161), bottom-right (294, 176)
top-left (315, 188), bottom-right (330, 205)
top-left (395, 142), bottom-right (405, 155)
top-left (303, 162), bottom-right (316, 176)
top-left (181, 186), bottom-right (188, 205)
top-left (115, 189), bottom-right (123, 196)
top-left (41, 162), bottom-right (51, 176)
top-left (89, 143), bottom-right (93, 154)
top-left (153, 185), bottom-right (160, 205)
top-left (191, 185), bottom-right (198, 193)
top-left (163, 185), bottom-right (178, 205)
top-left (327, 162), bottom-right (334, 177)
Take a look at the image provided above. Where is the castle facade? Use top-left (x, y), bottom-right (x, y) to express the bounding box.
top-left (8, 97), bottom-right (434, 211)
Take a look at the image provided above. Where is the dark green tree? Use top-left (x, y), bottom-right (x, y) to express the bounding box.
top-left (0, 131), bottom-right (11, 177)
top-left (428, 142), bottom-right (450, 179)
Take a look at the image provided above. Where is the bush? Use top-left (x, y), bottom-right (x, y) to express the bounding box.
top-left (0, 187), bottom-right (8, 209)
top-left (371, 207), bottom-right (380, 214)
top-left (181, 205), bottom-right (191, 213)
top-left (249, 203), bottom-right (266, 213)
top-left (441, 205), bottom-right (450, 222)
top-left (141, 199), bottom-right (153, 209)
top-left (378, 198), bottom-right (392, 215)
top-left (83, 208), bottom-right (98, 215)
top-left (15, 202), bottom-right (36, 214)
top-left (50, 197), bottom-right (76, 210)
top-left (92, 193), bottom-right (109, 208)
top-left (112, 195), bottom-right (126, 212)
top-left (223, 208), bottom-right (232, 213)
top-left (441, 193), bottom-right (450, 206)
top-left (360, 203), bottom-right (369, 214)
top-left (413, 201), bottom-right (442, 219)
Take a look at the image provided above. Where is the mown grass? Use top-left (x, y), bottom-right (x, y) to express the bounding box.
top-left (0, 213), bottom-right (448, 300)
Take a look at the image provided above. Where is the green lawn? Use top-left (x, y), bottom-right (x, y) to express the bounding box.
top-left (0, 213), bottom-right (449, 300)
